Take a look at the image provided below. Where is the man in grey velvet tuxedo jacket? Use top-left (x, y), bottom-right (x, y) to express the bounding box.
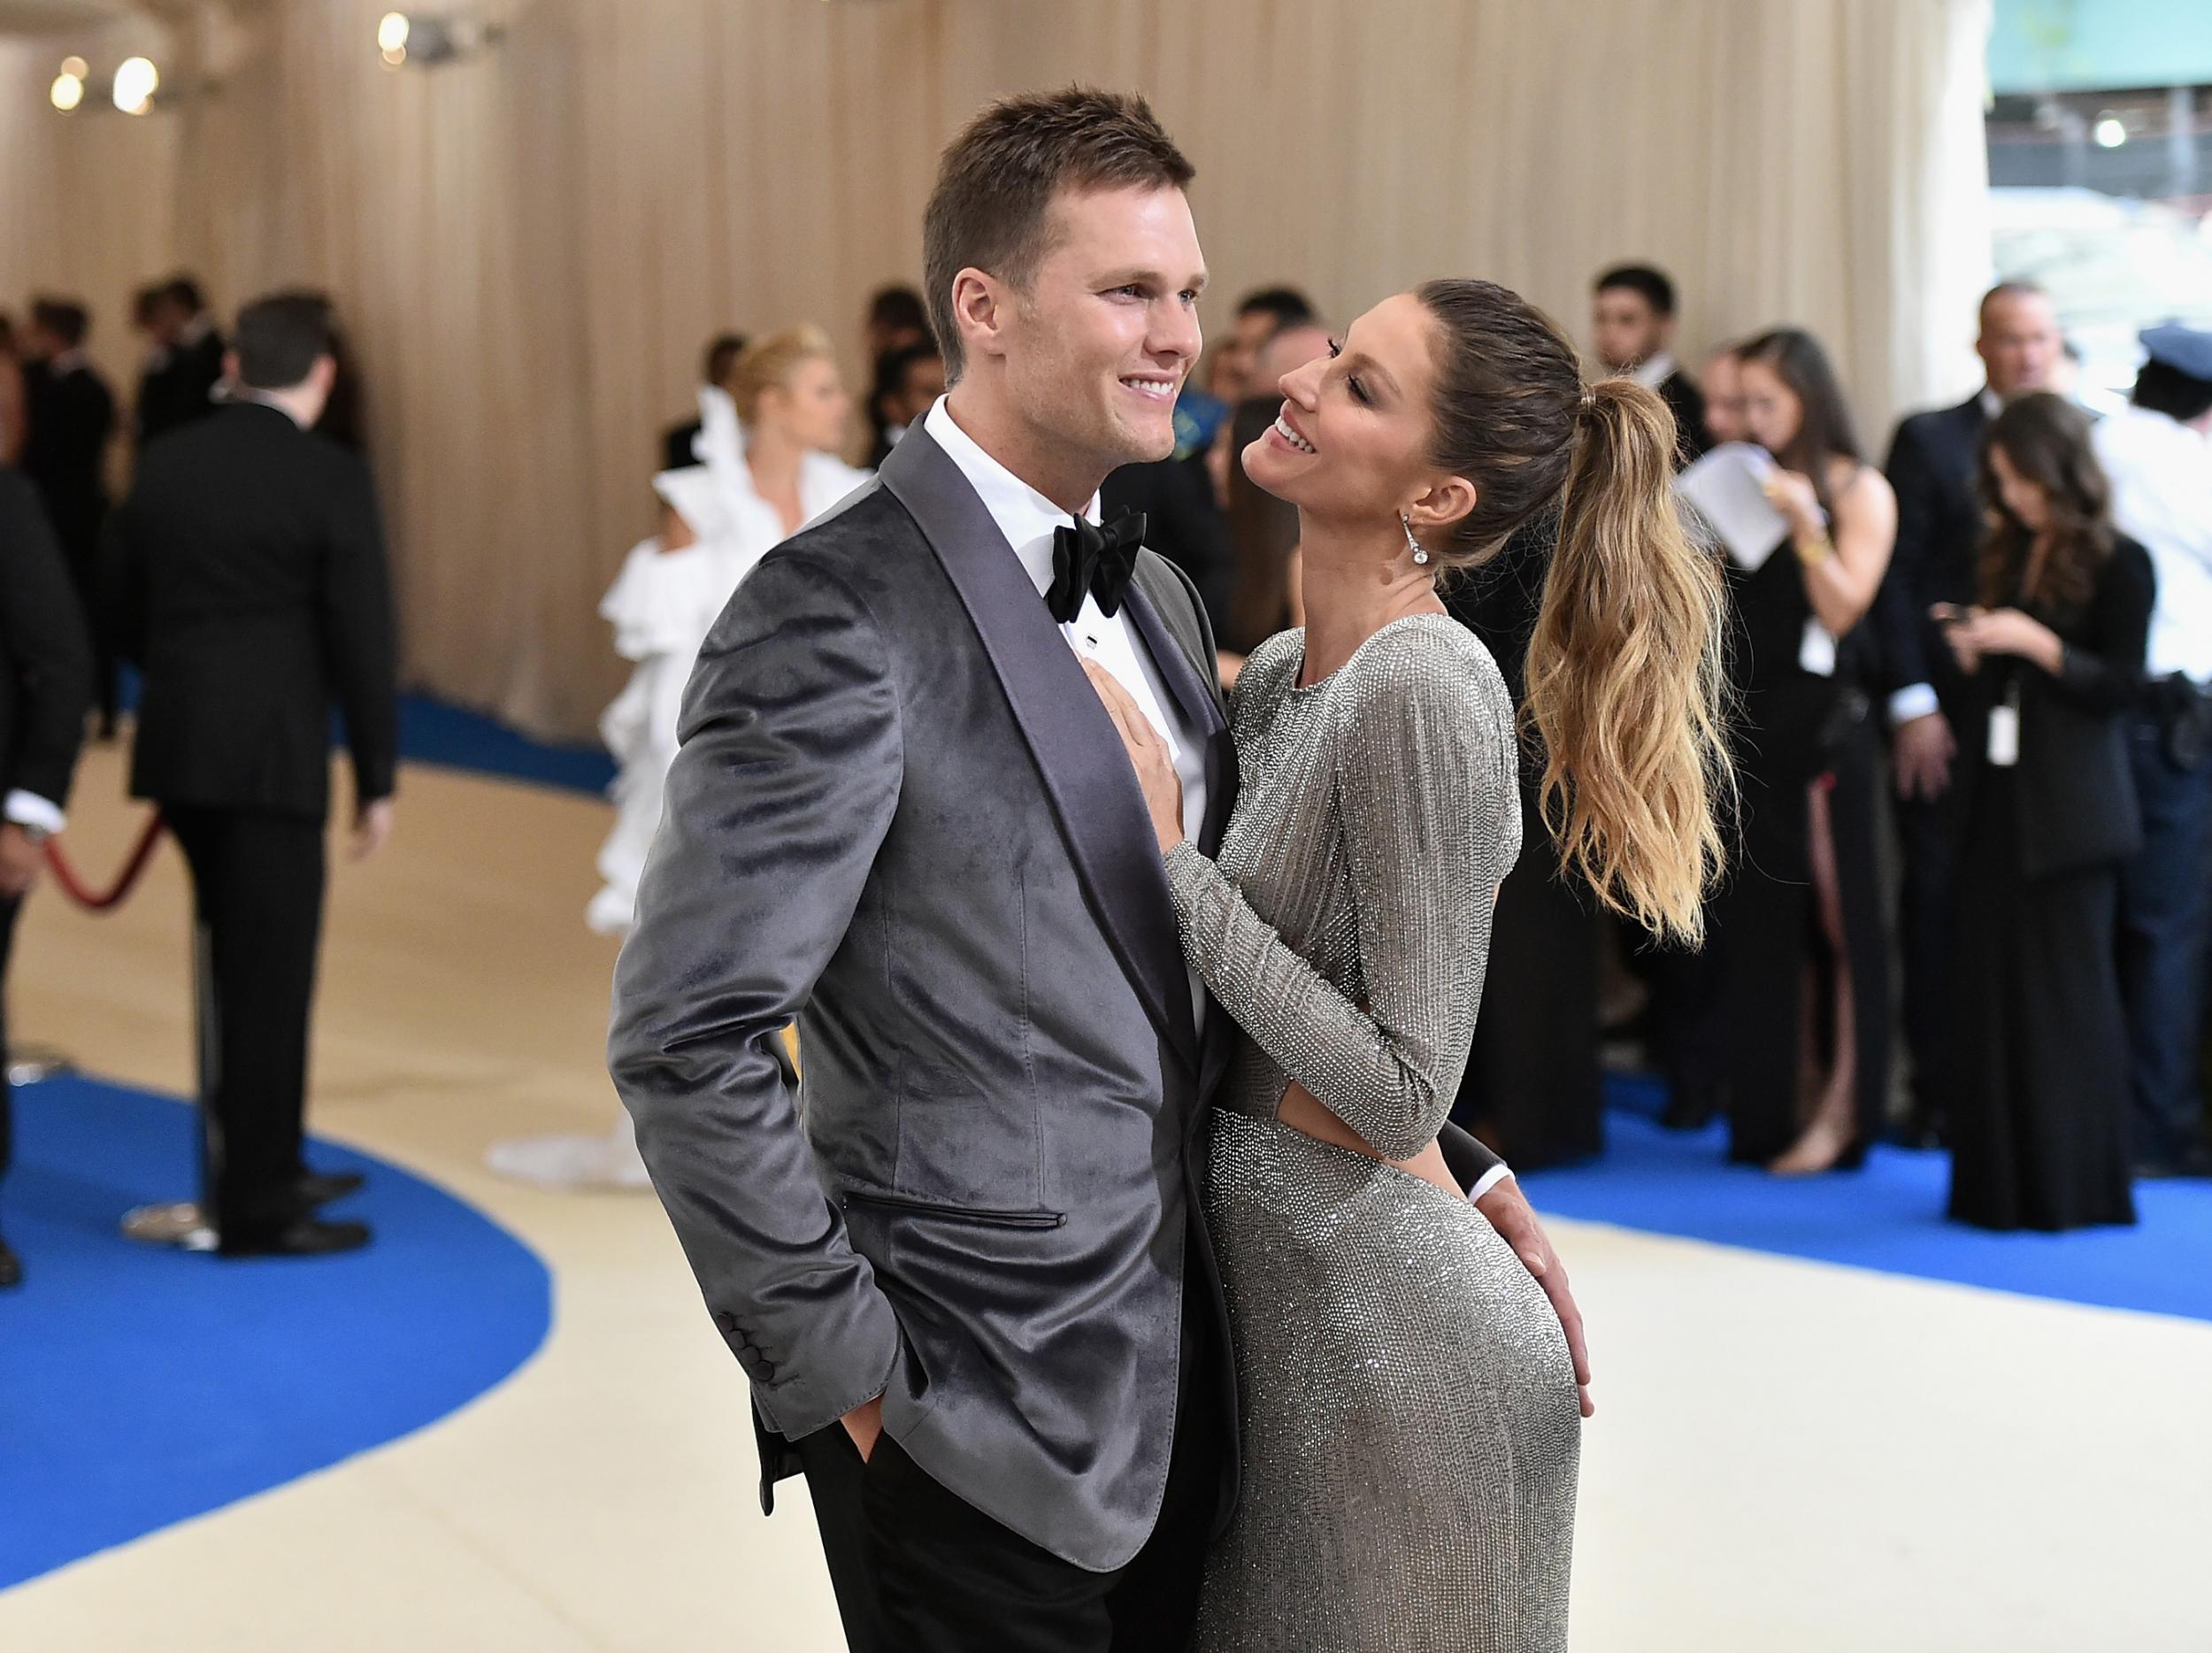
top-left (608, 88), bottom-right (1561, 1653)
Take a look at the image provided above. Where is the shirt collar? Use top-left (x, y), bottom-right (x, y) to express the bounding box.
top-left (923, 396), bottom-right (1101, 597)
top-left (1978, 385), bottom-right (2001, 420)
top-left (1631, 350), bottom-right (1678, 390)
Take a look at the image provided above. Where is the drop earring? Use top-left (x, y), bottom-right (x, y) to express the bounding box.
top-left (1402, 512), bottom-right (1430, 566)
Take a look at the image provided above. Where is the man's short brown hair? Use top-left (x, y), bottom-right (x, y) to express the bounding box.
top-left (923, 87), bottom-right (1194, 382)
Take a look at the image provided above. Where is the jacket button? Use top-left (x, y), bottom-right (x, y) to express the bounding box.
top-left (714, 1311), bottom-right (737, 1335)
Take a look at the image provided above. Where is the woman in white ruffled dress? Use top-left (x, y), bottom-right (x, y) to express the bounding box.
top-left (489, 326), bottom-right (870, 1189)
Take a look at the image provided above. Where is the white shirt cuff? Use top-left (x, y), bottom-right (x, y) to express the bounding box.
top-left (1470, 1163), bottom-right (1515, 1202)
top-left (4, 789), bottom-right (65, 835)
top-left (1887, 684), bottom-right (1939, 727)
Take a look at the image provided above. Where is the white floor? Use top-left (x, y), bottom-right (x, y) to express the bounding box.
top-left (7, 750), bottom-right (2209, 1651)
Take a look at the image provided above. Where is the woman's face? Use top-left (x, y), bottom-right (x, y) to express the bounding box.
top-left (1240, 292), bottom-right (1468, 546)
top-left (1986, 442), bottom-right (2052, 534)
top-left (1738, 358), bottom-right (1803, 457)
top-left (763, 355), bottom-right (852, 453)
top-left (1702, 353), bottom-right (1748, 445)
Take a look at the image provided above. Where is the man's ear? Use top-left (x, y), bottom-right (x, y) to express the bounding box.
top-left (950, 268), bottom-right (1010, 368)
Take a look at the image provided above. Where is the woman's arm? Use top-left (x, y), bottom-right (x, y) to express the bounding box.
top-left (1771, 465), bottom-right (1897, 637)
top-left (1159, 634), bottom-right (1517, 1160)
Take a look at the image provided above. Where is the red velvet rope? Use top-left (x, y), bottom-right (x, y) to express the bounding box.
top-left (43, 812), bottom-right (168, 911)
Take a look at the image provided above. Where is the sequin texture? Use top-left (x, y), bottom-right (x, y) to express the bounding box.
top-left (1164, 615), bottom-right (1581, 1651)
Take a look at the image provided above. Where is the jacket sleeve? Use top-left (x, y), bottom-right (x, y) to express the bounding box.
top-left (2048, 541), bottom-right (2154, 715)
top-left (0, 474), bottom-right (91, 808)
top-left (607, 550), bottom-right (906, 1441)
top-left (1875, 418), bottom-right (1941, 700)
top-left (319, 456), bottom-right (401, 804)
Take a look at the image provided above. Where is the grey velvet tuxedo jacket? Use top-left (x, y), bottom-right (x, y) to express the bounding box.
top-left (608, 422), bottom-right (1502, 1573)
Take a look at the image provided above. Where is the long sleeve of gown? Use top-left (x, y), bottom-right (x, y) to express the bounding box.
top-left (1164, 626), bottom-right (1522, 1161)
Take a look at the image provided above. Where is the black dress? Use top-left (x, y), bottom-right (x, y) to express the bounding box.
top-left (1444, 519), bottom-right (1604, 1170)
top-left (1946, 541), bottom-right (2153, 1231)
top-left (1712, 532), bottom-right (1892, 1164)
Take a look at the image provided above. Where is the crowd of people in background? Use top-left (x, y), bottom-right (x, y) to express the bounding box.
top-left (2, 256), bottom-right (2206, 1253)
top-left (0, 282), bottom-right (397, 1280)
top-left (600, 267), bottom-right (2211, 1235)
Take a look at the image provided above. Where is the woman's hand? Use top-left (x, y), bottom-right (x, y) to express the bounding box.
top-left (1082, 658), bottom-right (1184, 854)
top-left (1955, 607), bottom-right (2063, 674)
top-left (1762, 468), bottom-right (1824, 539)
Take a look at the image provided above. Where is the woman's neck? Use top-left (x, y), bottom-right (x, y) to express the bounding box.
top-left (1294, 514), bottom-right (1448, 688)
top-left (746, 426), bottom-right (807, 506)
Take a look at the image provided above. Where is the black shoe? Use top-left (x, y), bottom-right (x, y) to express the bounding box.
top-left (0, 1234), bottom-right (19, 1288)
top-left (219, 1218), bottom-right (373, 1258)
top-left (1661, 1090), bottom-right (1720, 1132)
top-left (296, 1170), bottom-right (365, 1208)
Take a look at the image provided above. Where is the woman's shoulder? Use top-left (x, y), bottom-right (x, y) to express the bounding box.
top-left (1832, 456), bottom-right (1895, 511)
top-left (1233, 627), bottom-right (1307, 706)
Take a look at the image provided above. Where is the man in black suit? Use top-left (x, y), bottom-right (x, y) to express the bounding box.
top-left (134, 276), bottom-right (227, 450)
top-left (19, 298), bottom-right (118, 738)
top-left (109, 290), bottom-right (400, 1258)
top-left (1591, 264), bottom-right (1709, 463)
top-left (0, 470), bottom-right (93, 1288)
top-left (661, 331), bottom-right (748, 473)
top-left (1870, 281), bottom-right (2063, 1140)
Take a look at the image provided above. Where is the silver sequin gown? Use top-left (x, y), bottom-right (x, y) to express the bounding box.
top-left (1164, 615), bottom-right (1582, 1652)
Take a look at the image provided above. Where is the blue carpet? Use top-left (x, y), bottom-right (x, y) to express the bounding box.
top-left (1525, 1074), bottom-right (2212, 1325)
top-left (397, 697), bottom-right (615, 796)
top-left (0, 1075), bottom-right (551, 1590)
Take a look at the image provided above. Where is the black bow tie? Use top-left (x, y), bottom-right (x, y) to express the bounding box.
top-left (1047, 511), bottom-right (1147, 624)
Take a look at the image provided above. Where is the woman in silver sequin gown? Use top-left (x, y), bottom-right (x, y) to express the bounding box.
top-left (1091, 283), bottom-right (1729, 1651)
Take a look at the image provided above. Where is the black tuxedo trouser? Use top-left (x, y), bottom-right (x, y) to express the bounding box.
top-left (0, 895), bottom-right (19, 1196)
top-left (165, 806), bottom-right (326, 1248)
top-left (795, 1283), bottom-right (1226, 1653)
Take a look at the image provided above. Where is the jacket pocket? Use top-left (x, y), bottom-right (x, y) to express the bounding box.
top-left (841, 1188), bottom-right (1065, 1229)
top-left (891, 1056), bottom-right (1041, 1208)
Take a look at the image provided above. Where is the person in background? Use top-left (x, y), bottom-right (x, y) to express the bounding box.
top-left (1225, 319), bottom-right (1330, 651)
top-left (862, 285), bottom-right (932, 463)
top-left (1870, 281), bottom-right (2063, 1147)
top-left (134, 275), bottom-right (227, 450)
top-left (19, 298), bottom-right (117, 740)
top-left (700, 325), bottom-right (871, 572)
top-left (864, 341), bottom-right (946, 468)
top-left (1591, 263), bottom-right (1709, 462)
top-left (1701, 343), bottom-right (1748, 447)
top-left (1940, 393), bottom-right (2150, 1230)
top-left (0, 314), bottom-right (25, 465)
top-left (107, 290), bottom-right (399, 1257)
top-left (2093, 323), bottom-right (2212, 1180)
top-left (0, 465), bottom-right (93, 1288)
top-left (311, 300), bottom-right (368, 451)
top-left (1211, 286), bottom-right (1315, 408)
top-left (664, 331), bottom-right (749, 473)
top-left (1717, 327), bottom-right (1896, 1173)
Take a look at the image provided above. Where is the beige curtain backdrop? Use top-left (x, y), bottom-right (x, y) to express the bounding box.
top-left (0, 0), bottom-right (1993, 742)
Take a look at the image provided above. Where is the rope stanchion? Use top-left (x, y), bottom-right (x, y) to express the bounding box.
top-left (44, 812), bottom-right (168, 912)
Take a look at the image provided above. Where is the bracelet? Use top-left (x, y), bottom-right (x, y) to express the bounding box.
top-left (1793, 533), bottom-right (1834, 568)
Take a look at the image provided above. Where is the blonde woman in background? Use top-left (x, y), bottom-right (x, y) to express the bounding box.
top-left (488, 327), bottom-right (868, 1192)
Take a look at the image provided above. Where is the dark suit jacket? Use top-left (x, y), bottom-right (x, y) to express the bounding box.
top-left (108, 402), bottom-right (399, 819)
top-left (0, 470), bottom-right (92, 812)
top-left (1873, 394), bottom-right (1989, 708)
top-left (1655, 368), bottom-right (1711, 465)
top-left (608, 423), bottom-right (1499, 1574)
top-left (19, 360), bottom-right (116, 563)
top-left (1956, 537), bottom-right (2154, 878)
top-left (662, 419), bottom-right (704, 473)
top-left (134, 329), bottom-right (227, 449)
top-left (1102, 453), bottom-right (1233, 642)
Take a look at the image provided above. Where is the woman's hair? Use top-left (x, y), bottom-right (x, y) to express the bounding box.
top-left (1737, 327), bottom-right (1863, 515)
top-left (1977, 392), bottom-right (2114, 613)
top-left (1415, 280), bottom-right (1730, 944)
top-left (729, 324), bottom-right (834, 426)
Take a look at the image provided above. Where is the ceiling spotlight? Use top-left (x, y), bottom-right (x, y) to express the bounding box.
top-left (50, 69), bottom-right (85, 112)
top-left (373, 10), bottom-right (502, 69)
top-left (61, 56), bottom-right (88, 80)
top-left (112, 56), bottom-right (159, 116)
top-left (2093, 114), bottom-right (2128, 150)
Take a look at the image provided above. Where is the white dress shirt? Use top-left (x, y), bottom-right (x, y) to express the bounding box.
top-left (1630, 350), bottom-right (1678, 391)
top-left (924, 397), bottom-right (1210, 1035)
top-left (2095, 403), bottom-right (2212, 686)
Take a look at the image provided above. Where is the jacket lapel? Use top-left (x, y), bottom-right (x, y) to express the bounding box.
top-left (880, 427), bottom-right (1201, 1075)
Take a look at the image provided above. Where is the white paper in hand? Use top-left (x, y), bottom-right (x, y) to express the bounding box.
top-left (1676, 442), bottom-right (1792, 571)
